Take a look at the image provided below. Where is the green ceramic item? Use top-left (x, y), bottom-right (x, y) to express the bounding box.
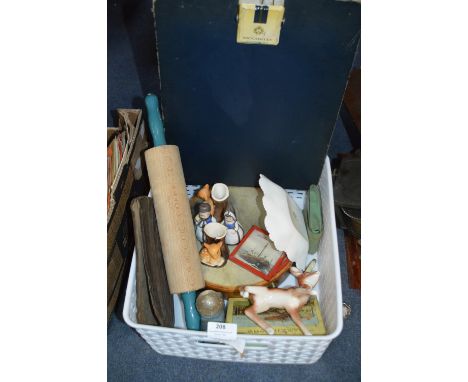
top-left (303, 185), bottom-right (323, 254)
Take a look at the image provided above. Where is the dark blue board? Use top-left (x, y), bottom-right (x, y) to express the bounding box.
top-left (154, 0), bottom-right (360, 188)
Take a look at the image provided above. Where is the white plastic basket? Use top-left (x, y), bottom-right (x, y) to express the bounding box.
top-left (123, 157), bottom-right (342, 364)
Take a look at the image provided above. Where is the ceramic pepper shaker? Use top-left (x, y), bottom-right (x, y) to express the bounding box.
top-left (194, 202), bottom-right (216, 242)
top-left (223, 211), bottom-right (244, 246)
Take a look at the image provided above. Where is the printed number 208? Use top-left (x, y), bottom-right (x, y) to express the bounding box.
top-left (216, 323), bottom-right (226, 330)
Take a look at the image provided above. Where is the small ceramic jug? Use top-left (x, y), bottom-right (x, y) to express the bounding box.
top-left (223, 211), bottom-right (244, 246)
top-left (194, 202), bottom-right (216, 242)
top-left (211, 183), bottom-right (231, 222)
top-left (199, 222), bottom-right (229, 267)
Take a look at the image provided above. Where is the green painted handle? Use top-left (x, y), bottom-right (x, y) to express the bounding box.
top-left (145, 93), bottom-right (166, 147)
top-left (181, 291), bottom-right (200, 330)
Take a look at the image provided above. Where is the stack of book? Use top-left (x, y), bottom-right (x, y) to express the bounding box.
top-left (107, 109), bottom-right (150, 322)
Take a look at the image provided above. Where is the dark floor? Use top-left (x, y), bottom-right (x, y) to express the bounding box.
top-left (107, 0), bottom-right (160, 126)
top-left (107, 1), bottom-right (360, 380)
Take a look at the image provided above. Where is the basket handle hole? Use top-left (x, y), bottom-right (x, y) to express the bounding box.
top-left (194, 339), bottom-right (272, 352)
top-left (244, 342), bottom-right (271, 351)
top-left (194, 340), bottom-right (231, 348)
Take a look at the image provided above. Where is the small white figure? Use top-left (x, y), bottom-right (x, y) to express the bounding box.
top-left (223, 211), bottom-right (244, 245)
top-left (194, 202), bottom-right (216, 242)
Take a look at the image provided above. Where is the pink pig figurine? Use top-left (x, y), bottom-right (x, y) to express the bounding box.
top-left (240, 266), bottom-right (320, 335)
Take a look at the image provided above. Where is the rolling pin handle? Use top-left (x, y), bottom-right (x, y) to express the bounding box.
top-left (145, 93), bottom-right (167, 147)
top-left (181, 291), bottom-right (200, 330)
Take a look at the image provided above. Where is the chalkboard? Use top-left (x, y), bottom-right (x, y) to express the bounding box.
top-left (154, 0), bottom-right (360, 188)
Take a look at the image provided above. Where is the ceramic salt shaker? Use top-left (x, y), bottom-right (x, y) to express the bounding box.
top-left (223, 211), bottom-right (244, 245)
top-left (194, 202), bottom-right (216, 242)
top-left (196, 290), bottom-right (225, 331)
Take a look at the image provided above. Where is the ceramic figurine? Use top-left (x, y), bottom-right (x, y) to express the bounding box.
top-left (199, 242), bottom-right (224, 267)
top-left (194, 202), bottom-right (216, 242)
top-left (199, 222), bottom-right (229, 267)
top-left (223, 211), bottom-right (244, 245)
top-left (211, 183), bottom-right (231, 222)
top-left (195, 184), bottom-right (215, 216)
top-left (240, 265), bottom-right (320, 335)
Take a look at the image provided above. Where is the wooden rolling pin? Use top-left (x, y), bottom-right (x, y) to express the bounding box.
top-left (144, 94), bottom-right (205, 330)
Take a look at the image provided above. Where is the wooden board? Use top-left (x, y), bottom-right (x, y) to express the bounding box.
top-left (131, 196), bottom-right (174, 327)
top-left (344, 231), bottom-right (361, 289)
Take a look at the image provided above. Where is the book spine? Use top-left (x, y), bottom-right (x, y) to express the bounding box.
top-left (107, 145), bottom-right (113, 188)
top-left (118, 133), bottom-right (123, 161)
top-left (112, 138), bottom-right (119, 177)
